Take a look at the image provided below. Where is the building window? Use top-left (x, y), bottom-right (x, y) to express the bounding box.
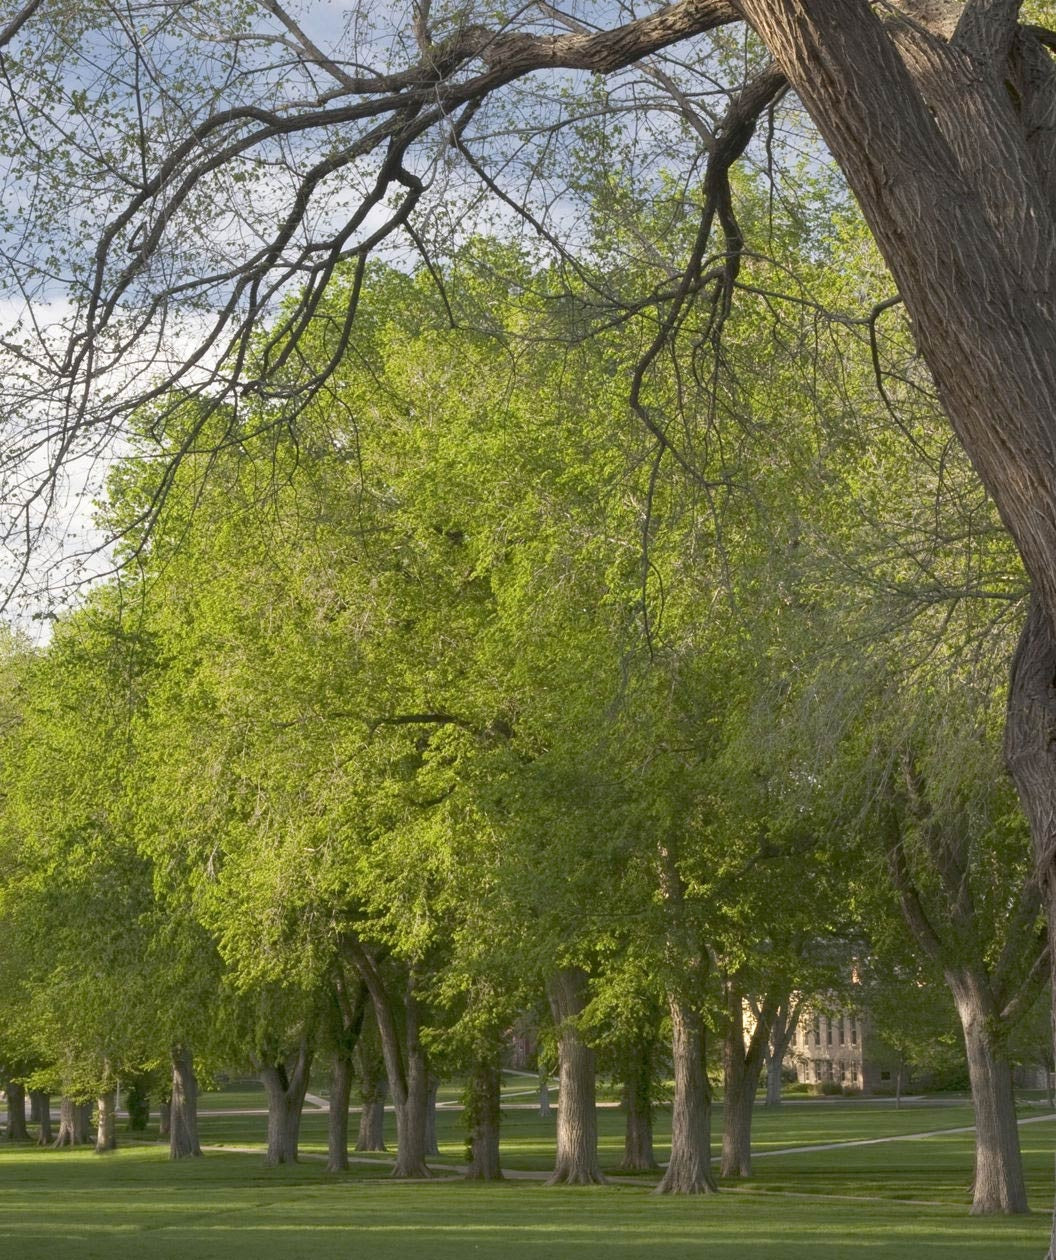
top-left (839, 1021), bottom-right (845, 1046)
top-left (881, 1071), bottom-right (891, 1082)
top-left (826, 1021), bottom-right (833, 1046)
top-left (851, 1021), bottom-right (858, 1046)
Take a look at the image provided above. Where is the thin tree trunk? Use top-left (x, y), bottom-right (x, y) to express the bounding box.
top-left (327, 1053), bottom-right (352, 1173)
top-left (158, 1095), bottom-right (171, 1140)
top-left (538, 1064), bottom-right (551, 1118)
top-left (765, 1000), bottom-right (799, 1107)
top-left (424, 1073), bottom-right (440, 1158)
top-left (620, 1040), bottom-right (658, 1172)
top-left (343, 940), bottom-right (431, 1178)
top-left (950, 973), bottom-right (1028, 1215)
top-left (5, 1081), bottom-right (27, 1140)
top-left (29, 1090), bottom-right (43, 1124)
top-left (547, 967), bottom-right (605, 1185)
top-left (259, 1037), bottom-right (312, 1167)
top-left (327, 969), bottom-right (367, 1173)
top-left (720, 987), bottom-right (772, 1178)
top-left (95, 1089), bottom-right (117, 1153)
top-left (464, 1061), bottom-right (503, 1181)
top-left (169, 1045), bottom-right (202, 1159)
top-left (354, 1010), bottom-right (388, 1151)
top-left (31, 1091), bottom-right (51, 1145)
top-left (656, 994), bottom-right (717, 1195)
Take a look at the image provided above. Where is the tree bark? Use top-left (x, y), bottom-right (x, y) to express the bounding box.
top-left (619, 1040), bottom-right (658, 1172)
top-left (31, 1091), bottom-right (51, 1145)
top-left (721, 985), bottom-right (773, 1178)
top-left (158, 1095), bottom-right (171, 1140)
top-left (656, 994), bottom-right (717, 1195)
top-left (53, 1097), bottom-right (83, 1147)
top-left (949, 971), bottom-right (1029, 1215)
top-left (343, 940), bottom-right (431, 1178)
top-left (464, 1060), bottom-right (503, 1181)
top-left (546, 966), bottom-right (605, 1185)
top-left (424, 1073), bottom-right (440, 1158)
top-left (354, 1012), bottom-right (389, 1151)
top-left (538, 1066), bottom-right (552, 1119)
top-left (169, 1045), bottom-right (202, 1159)
top-left (5, 1081), bottom-right (27, 1140)
top-left (356, 1079), bottom-right (387, 1152)
top-left (95, 1089), bottom-right (117, 1153)
top-left (764, 1000), bottom-right (800, 1107)
top-left (327, 1053), bottom-right (352, 1173)
top-left (259, 1036), bottom-right (312, 1167)
top-left (327, 970), bottom-right (367, 1173)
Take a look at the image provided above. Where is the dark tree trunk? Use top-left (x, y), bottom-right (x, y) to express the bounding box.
top-left (31, 1091), bottom-right (51, 1145)
top-left (95, 1089), bottom-right (117, 1153)
top-left (390, 1002), bottom-right (430, 1178)
top-left (343, 940), bottom-right (431, 1178)
top-left (327, 1053), bottom-right (352, 1173)
top-left (720, 985), bottom-right (773, 1178)
top-left (54, 1096), bottom-right (91, 1146)
top-left (464, 1061), bottom-right (503, 1181)
top-left (327, 969), bottom-right (367, 1173)
top-left (765, 1001), bottom-right (799, 1107)
top-left (169, 1045), bottom-right (202, 1159)
top-left (546, 967), bottom-right (605, 1185)
top-left (354, 1011), bottom-right (388, 1152)
top-left (53, 1097), bottom-right (77, 1147)
top-left (259, 1037), bottom-right (312, 1167)
top-left (5, 1081), bottom-right (27, 1140)
top-left (620, 1040), bottom-right (658, 1172)
top-left (949, 972), bottom-right (1028, 1216)
top-left (538, 1066), bottom-right (552, 1119)
top-left (424, 1074), bottom-right (440, 1158)
top-left (656, 995), bottom-right (716, 1195)
top-left (158, 1095), bottom-right (171, 1140)
top-left (356, 1081), bottom-right (387, 1152)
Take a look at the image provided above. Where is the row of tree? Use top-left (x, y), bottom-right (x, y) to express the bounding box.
top-left (0, 216), bottom-right (1045, 1208)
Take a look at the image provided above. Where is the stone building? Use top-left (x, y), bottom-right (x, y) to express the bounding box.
top-left (788, 1010), bottom-right (878, 1091)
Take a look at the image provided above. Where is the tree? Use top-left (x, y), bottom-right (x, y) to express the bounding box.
top-left (8, 7), bottom-right (1056, 1225)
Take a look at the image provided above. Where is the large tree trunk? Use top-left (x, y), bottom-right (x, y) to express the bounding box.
top-left (620, 1040), bottom-right (658, 1172)
top-left (169, 1045), bottom-right (202, 1160)
top-left (546, 967), bottom-right (605, 1185)
top-left (948, 971), bottom-right (1028, 1215)
top-left (31, 1091), bottom-right (51, 1145)
top-left (95, 1089), bottom-right (117, 1153)
top-left (5, 1081), bottom-right (27, 1140)
top-left (464, 1060), bottom-right (503, 1181)
top-left (656, 994), bottom-right (717, 1195)
top-left (54, 1097), bottom-right (92, 1147)
top-left (259, 1037), bottom-right (312, 1167)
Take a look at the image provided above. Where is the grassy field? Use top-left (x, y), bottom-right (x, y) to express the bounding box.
top-left (2, 1095), bottom-right (1053, 1258)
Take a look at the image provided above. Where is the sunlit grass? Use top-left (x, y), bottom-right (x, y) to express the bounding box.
top-left (3, 1094), bottom-right (1052, 1258)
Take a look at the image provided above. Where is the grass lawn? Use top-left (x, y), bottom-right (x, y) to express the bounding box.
top-left (2, 1099), bottom-right (1053, 1258)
